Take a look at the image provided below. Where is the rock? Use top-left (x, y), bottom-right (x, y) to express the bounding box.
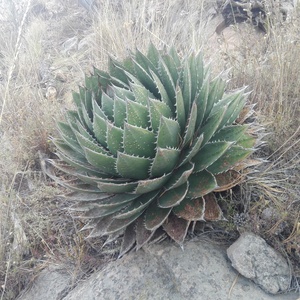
top-left (17, 239), bottom-right (298, 300)
top-left (227, 232), bottom-right (291, 294)
top-left (18, 266), bottom-right (72, 300)
top-left (64, 240), bottom-right (296, 300)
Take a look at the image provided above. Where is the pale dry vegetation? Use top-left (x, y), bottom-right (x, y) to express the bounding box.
top-left (0, 0), bottom-right (299, 299)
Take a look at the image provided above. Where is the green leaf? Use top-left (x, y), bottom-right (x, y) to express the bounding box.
top-left (126, 99), bottom-right (149, 128)
top-left (156, 116), bottom-right (180, 149)
top-left (106, 122), bottom-right (124, 156)
top-left (116, 152), bottom-right (152, 180)
top-left (162, 213), bottom-right (190, 245)
top-left (54, 139), bottom-right (86, 162)
top-left (150, 70), bottom-right (173, 110)
top-left (194, 74), bottom-right (210, 129)
top-left (101, 92), bottom-right (114, 121)
top-left (178, 134), bottom-right (204, 167)
top-left (115, 190), bottom-right (159, 219)
top-left (123, 123), bottom-right (156, 158)
top-left (193, 141), bottom-right (232, 172)
top-left (130, 82), bottom-right (151, 106)
top-left (106, 209), bottom-right (143, 234)
top-left (187, 170), bottom-right (218, 198)
top-left (161, 53), bottom-right (179, 85)
top-left (197, 106), bottom-right (226, 146)
top-left (86, 216), bottom-right (114, 238)
top-left (211, 125), bottom-right (248, 142)
top-left (97, 180), bottom-right (138, 194)
top-left (119, 222), bottom-right (136, 257)
top-left (136, 215), bottom-right (154, 249)
top-left (134, 173), bottom-right (172, 194)
top-left (165, 162), bottom-right (194, 190)
top-left (84, 147), bottom-right (117, 175)
top-left (182, 101), bottom-right (197, 147)
top-left (82, 202), bottom-right (128, 219)
top-left (207, 145), bottom-right (253, 174)
top-left (236, 132), bottom-right (256, 148)
top-left (148, 98), bottom-right (173, 132)
top-left (147, 42), bottom-right (161, 69)
top-left (175, 85), bottom-right (186, 131)
top-left (108, 57), bottom-right (130, 85)
top-left (158, 182), bottom-right (189, 208)
top-left (144, 200), bottom-right (172, 230)
top-left (113, 96), bottom-right (126, 128)
top-left (158, 58), bottom-right (176, 103)
top-left (173, 197), bottom-right (205, 221)
top-left (93, 110), bottom-right (107, 147)
top-left (149, 147), bottom-right (180, 178)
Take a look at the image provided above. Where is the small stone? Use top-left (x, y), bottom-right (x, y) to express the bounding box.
top-left (227, 232), bottom-right (291, 294)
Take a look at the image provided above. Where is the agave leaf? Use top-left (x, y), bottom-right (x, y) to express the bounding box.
top-left (134, 173), bottom-right (172, 194)
top-left (54, 139), bottom-right (86, 163)
top-left (162, 213), bottom-right (190, 245)
top-left (113, 96), bottom-right (127, 128)
top-left (181, 101), bottom-right (197, 147)
top-left (106, 209), bottom-right (143, 234)
top-left (74, 128), bottom-right (108, 155)
top-left (194, 74), bottom-right (210, 129)
top-left (119, 222), bottom-right (136, 258)
top-left (130, 82), bottom-right (151, 106)
top-left (136, 215), bottom-right (154, 250)
top-left (84, 148), bottom-right (117, 175)
top-left (197, 105), bottom-right (226, 146)
top-left (103, 229), bottom-right (125, 247)
top-left (123, 123), bottom-right (156, 158)
top-left (173, 197), bottom-right (205, 221)
top-left (150, 70), bottom-right (173, 110)
top-left (82, 202), bottom-right (128, 219)
top-left (147, 42), bottom-right (161, 69)
top-left (135, 49), bottom-right (157, 75)
top-left (165, 162), bottom-right (194, 190)
top-left (161, 53), bottom-right (179, 85)
top-left (93, 112), bottom-right (107, 147)
top-left (96, 193), bottom-right (140, 207)
top-left (83, 89), bottom-right (93, 119)
top-left (236, 132), bottom-right (256, 149)
top-left (80, 100), bottom-right (93, 133)
top-left (150, 147), bottom-right (180, 178)
top-left (106, 122), bottom-right (124, 156)
top-left (72, 90), bottom-right (81, 108)
top-left (115, 190), bottom-right (159, 219)
top-left (168, 46), bottom-right (181, 68)
top-left (108, 57), bottom-right (130, 85)
top-left (204, 77), bottom-right (226, 121)
top-left (116, 152), bottom-right (152, 180)
top-left (175, 85), bottom-right (186, 131)
top-left (112, 85), bottom-right (135, 100)
top-left (132, 59), bottom-right (157, 95)
top-left (158, 57), bottom-right (176, 102)
top-left (65, 191), bottom-right (110, 201)
top-left (156, 116), bottom-right (180, 149)
top-left (97, 180), bottom-right (138, 194)
top-left (207, 145), bottom-right (253, 174)
top-left (126, 99), bottom-right (149, 128)
top-left (236, 104), bottom-right (255, 124)
top-left (57, 122), bottom-right (84, 155)
top-left (55, 150), bottom-right (103, 176)
top-left (181, 60), bottom-right (192, 115)
top-left (214, 170), bottom-right (244, 192)
top-left (203, 194), bottom-right (224, 221)
top-left (101, 92), bottom-right (114, 121)
top-left (193, 141), bottom-right (233, 172)
top-left (211, 125), bottom-right (248, 143)
top-left (178, 134), bottom-right (204, 167)
top-left (93, 68), bottom-right (111, 89)
top-left (148, 98), bottom-right (173, 132)
top-left (87, 215), bottom-right (114, 238)
top-left (187, 170), bottom-right (218, 198)
top-left (227, 92), bottom-right (248, 125)
top-left (144, 201), bottom-right (172, 230)
top-left (188, 54), bottom-right (198, 101)
top-left (158, 182), bottom-right (189, 208)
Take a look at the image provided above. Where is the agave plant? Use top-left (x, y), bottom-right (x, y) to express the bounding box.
top-left (49, 44), bottom-right (260, 256)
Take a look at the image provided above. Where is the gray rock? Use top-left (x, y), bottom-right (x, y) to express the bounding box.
top-left (62, 239), bottom-right (297, 300)
top-left (18, 265), bottom-right (72, 300)
top-left (227, 232), bottom-right (291, 294)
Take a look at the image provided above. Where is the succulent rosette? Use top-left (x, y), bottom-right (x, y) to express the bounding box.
top-left (50, 44), bottom-right (259, 256)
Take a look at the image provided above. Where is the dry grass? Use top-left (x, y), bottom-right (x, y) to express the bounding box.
top-left (0, 0), bottom-right (299, 298)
